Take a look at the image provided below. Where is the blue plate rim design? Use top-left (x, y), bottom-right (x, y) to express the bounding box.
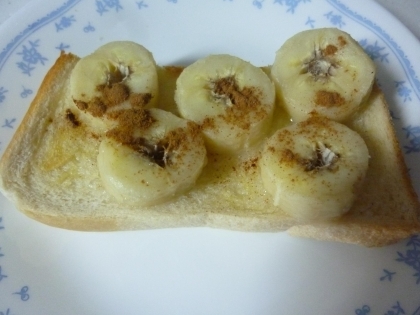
top-left (328, 0), bottom-right (420, 102)
top-left (0, 0), bottom-right (81, 73)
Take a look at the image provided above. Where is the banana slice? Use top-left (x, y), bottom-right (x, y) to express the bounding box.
top-left (260, 115), bottom-right (369, 221)
top-left (174, 54), bottom-right (275, 154)
top-left (69, 41), bottom-right (159, 132)
top-left (271, 28), bottom-right (376, 122)
top-left (97, 108), bottom-right (207, 206)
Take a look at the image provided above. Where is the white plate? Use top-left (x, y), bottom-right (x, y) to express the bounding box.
top-left (0, 0), bottom-right (420, 314)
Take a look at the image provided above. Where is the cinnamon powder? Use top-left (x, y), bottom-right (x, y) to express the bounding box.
top-left (314, 90), bottom-right (345, 107)
top-left (74, 82), bottom-right (152, 117)
top-left (323, 44), bottom-right (338, 56)
top-left (208, 76), bottom-right (266, 130)
top-left (106, 109), bottom-right (201, 168)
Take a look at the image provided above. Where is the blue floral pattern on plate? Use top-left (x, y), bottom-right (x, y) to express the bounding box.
top-left (16, 40), bottom-right (48, 76)
top-left (0, 216), bottom-right (30, 315)
top-left (0, 0), bottom-right (419, 314)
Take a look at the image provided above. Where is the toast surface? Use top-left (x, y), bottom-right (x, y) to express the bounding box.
top-left (0, 52), bottom-right (419, 247)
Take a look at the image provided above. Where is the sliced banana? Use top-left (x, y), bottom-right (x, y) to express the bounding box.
top-left (69, 41), bottom-right (159, 132)
top-left (174, 54), bottom-right (275, 154)
top-left (97, 108), bottom-right (207, 206)
top-left (260, 115), bottom-right (369, 221)
top-left (271, 28), bottom-right (376, 122)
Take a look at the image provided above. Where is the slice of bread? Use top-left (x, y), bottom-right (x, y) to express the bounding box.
top-left (0, 52), bottom-right (419, 247)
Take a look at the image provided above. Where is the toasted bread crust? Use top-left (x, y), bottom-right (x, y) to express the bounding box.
top-left (0, 52), bottom-right (80, 196)
top-left (0, 53), bottom-right (419, 247)
top-left (288, 220), bottom-right (420, 247)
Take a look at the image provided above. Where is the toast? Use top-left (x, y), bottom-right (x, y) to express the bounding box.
top-left (0, 51), bottom-right (419, 247)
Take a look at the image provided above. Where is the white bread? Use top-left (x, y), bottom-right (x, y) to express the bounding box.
top-left (0, 52), bottom-right (419, 247)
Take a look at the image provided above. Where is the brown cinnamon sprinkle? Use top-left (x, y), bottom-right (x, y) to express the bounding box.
top-left (65, 109), bottom-right (80, 127)
top-left (97, 82), bottom-right (130, 107)
top-left (314, 90), bottom-right (345, 107)
top-left (207, 76), bottom-right (266, 130)
top-left (338, 35), bottom-right (347, 47)
top-left (106, 109), bottom-right (201, 168)
top-left (75, 100), bottom-right (88, 111)
top-left (106, 109), bottom-right (155, 141)
top-left (242, 156), bottom-right (259, 172)
top-left (74, 82), bottom-right (152, 117)
top-left (129, 93), bottom-right (152, 108)
top-left (201, 117), bottom-right (216, 130)
top-left (279, 148), bottom-right (298, 165)
top-left (323, 44), bottom-right (338, 56)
